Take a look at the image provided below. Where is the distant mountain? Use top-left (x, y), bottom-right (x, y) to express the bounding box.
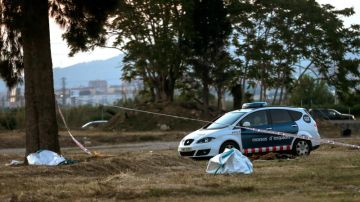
top-left (0, 52), bottom-right (357, 93)
top-left (53, 55), bottom-right (123, 90)
top-left (0, 55), bottom-right (123, 93)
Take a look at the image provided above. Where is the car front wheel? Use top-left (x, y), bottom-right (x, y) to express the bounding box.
top-left (219, 141), bottom-right (240, 154)
top-left (292, 139), bottom-right (311, 156)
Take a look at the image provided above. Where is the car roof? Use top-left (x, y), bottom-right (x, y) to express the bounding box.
top-left (230, 106), bottom-right (305, 114)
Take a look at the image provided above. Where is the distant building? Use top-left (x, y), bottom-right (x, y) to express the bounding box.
top-left (53, 79), bottom-right (142, 107)
top-left (88, 80), bottom-right (108, 93)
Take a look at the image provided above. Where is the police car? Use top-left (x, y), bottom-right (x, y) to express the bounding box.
top-left (178, 102), bottom-right (320, 158)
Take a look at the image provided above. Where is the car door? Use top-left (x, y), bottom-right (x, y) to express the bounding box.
top-left (239, 110), bottom-right (272, 153)
top-left (268, 109), bottom-right (298, 148)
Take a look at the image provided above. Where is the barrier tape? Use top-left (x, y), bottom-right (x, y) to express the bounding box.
top-left (57, 105), bottom-right (93, 155)
top-left (244, 145), bottom-right (291, 154)
top-left (103, 105), bottom-right (212, 124)
top-left (104, 104), bottom-right (360, 150)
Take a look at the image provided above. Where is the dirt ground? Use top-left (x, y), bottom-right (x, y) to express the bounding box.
top-left (0, 130), bottom-right (188, 149)
top-left (1, 139), bottom-right (360, 201)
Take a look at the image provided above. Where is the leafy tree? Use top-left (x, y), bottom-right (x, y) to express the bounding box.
top-left (289, 74), bottom-right (334, 107)
top-left (333, 58), bottom-right (360, 105)
top-left (229, 0), bottom-right (299, 104)
top-left (212, 50), bottom-right (234, 110)
top-left (108, 0), bottom-right (186, 102)
top-left (229, 0), bottom-right (359, 105)
top-left (183, 0), bottom-right (232, 114)
top-left (0, 0), bottom-right (118, 157)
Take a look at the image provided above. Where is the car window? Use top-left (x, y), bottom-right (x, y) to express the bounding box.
top-left (269, 109), bottom-right (293, 124)
top-left (288, 110), bottom-right (302, 121)
top-left (330, 110), bottom-right (339, 116)
top-left (205, 112), bottom-right (246, 129)
top-left (240, 110), bottom-right (268, 127)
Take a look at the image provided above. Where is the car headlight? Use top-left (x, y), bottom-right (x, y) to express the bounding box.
top-left (196, 137), bottom-right (215, 144)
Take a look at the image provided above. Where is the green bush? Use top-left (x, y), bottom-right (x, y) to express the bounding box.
top-left (0, 108), bottom-right (25, 130)
top-left (289, 75), bottom-right (335, 107)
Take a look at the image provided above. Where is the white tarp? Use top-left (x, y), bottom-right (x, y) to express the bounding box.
top-left (206, 148), bottom-right (253, 174)
top-left (27, 150), bottom-right (66, 166)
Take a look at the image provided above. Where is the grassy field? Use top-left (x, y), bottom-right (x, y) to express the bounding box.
top-left (1, 143), bottom-right (360, 201)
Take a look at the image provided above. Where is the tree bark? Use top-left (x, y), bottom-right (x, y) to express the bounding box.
top-left (259, 81), bottom-right (263, 101)
top-left (216, 86), bottom-right (223, 111)
top-left (23, 0), bottom-right (60, 156)
top-left (164, 67), bottom-right (176, 102)
top-left (231, 84), bottom-right (242, 110)
top-left (202, 80), bottom-right (209, 115)
top-left (279, 86), bottom-right (284, 105)
top-left (272, 87), bottom-right (279, 105)
top-left (163, 76), bottom-right (175, 102)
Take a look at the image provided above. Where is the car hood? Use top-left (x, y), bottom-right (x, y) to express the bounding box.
top-left (184, 128), bottom-right (225, 140)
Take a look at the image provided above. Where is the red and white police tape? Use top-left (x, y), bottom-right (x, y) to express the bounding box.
top-left (244, 145), bottom-right (292, 154)
top-left (57, 105), bottom-right (93, 155)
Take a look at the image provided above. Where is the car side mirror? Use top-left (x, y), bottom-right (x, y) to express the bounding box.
top-left (242, 122), bottom-right (251, 127)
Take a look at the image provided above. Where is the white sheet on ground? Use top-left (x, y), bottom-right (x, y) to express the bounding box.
top-left (27, 150), bottom-right (65, 166)
top-left (206, 148), bottom-right (253, 174)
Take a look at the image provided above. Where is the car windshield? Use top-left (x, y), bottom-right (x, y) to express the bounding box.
top-left (204, 112), bottom-right (246, 129)
top-left (331, 109), bottom-right (341, 114)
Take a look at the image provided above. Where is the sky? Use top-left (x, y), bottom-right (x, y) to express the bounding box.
top-left (49, 19), bottom-right (122, 68)
top-left (49, 0), bottom-right (360, 68)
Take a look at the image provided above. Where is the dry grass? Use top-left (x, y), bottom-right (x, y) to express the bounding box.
top-left (1, 144), bottom-right (360, 201)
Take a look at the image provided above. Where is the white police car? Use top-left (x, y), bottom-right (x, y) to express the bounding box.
top-left (178, 102), bottom-right (320, 158)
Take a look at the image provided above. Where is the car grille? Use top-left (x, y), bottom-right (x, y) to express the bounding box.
top-left (179, 151), bottom-right (196, 156)
top-left (184, 139), bottom-right (194, 146)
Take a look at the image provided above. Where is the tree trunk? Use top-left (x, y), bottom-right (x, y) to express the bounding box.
top-left (163, 77), bottom-right (175, 102)
top-left (241, 59), bottom-right (249, 102)
top-left (202, 80), bottom-right (209, 115)
top-left (279, 86), bottom-right (284, 105)
top-left (200, 63), bottom-right (210, 114)
top-left (259, 81), bottom-right (263, 101)
top-left (165, 68), bottom-right (176, 102)
top-left (148, 85), bottom-right (156, 102)
top-left (263, 85), bottom-right (267, 102)
top-left (231, 84), bottom-right (242, 110)
top-left (216, 87), bottom-right (223, 111)
top-left (221, 94), bottom-right (226, 111)
top-left (272, 87), bottom-right (279, 105)
top-left (23, 0), bottom-right (60, 156)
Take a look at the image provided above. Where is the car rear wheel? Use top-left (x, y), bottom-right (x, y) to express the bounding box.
top-left (292, 139), bottom-right (311, 156)
top-left (219, 141), bottom-right (240, 154)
